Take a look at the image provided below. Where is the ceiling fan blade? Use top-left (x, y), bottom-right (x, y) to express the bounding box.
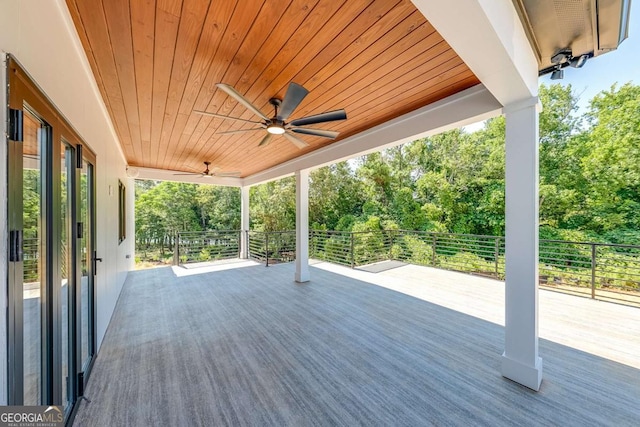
top-left (173, 173), bottom-right (202, 176)
top-left (277, 82), bottom-right (309, 121)
top-left (290, 127), bottom-right (339, 139)
top-left (258, 133), bottom-right (273, 147)
top-left (216, 128), bottom-right (264, 135)
top-left (216, 83), bottom-right (269, 120)
top-left (193, 110), bottom-right (263, 125)
top-left (289, 109), bottom-right (347, 127)
top-left (215, 171), bottom-right (242, 177)
top-left (283, 131), bottom-right (309, 149)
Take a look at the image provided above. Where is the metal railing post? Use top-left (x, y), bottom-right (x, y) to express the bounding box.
top-left (494, 237), bottom-right (500, 278)
top-left (350, 232), bottom-right (355, 268)
top-left (388, 230), bottom-right (394, 260)
top-left (246, 230), bottom-right (250, 259)
top-left (173, 232), bottom-right (179, 266)
top-left (591, 243), bottom-right (596, 299)
top-left (431, 234), bottom-right (437, 266)
top-left (265, 232), bottom-right (269, 267)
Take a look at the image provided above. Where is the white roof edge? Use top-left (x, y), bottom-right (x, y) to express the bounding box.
top-left (135, 167), bottom-right (243, 187)
top-left (411, 0), bottom-right (539, 105)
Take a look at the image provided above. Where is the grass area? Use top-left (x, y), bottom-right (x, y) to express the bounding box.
top-left (135, 246), bottom-right (174, 269)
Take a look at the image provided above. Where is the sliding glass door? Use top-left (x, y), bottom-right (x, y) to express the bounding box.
top-left (21, 108), bottom-right (47, 405)
top-left (60, 142), bottom-right (73, 411)
top-left (7, 56), bottom-right (97, 421)
top-left (78, 157), bottom-right (96, 384)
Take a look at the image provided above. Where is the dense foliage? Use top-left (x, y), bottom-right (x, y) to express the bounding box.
top-left (135, 181), bottom-right (240, 260)
top-left (135, 83), bottom-right (640, 263)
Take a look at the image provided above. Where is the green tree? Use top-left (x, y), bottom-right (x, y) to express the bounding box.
top-left (356, 152), bottom-right (393, 219)
top-left (309, 162), bottom-right (364, 230)
top-left (250, 178), bottom-right (296, 231)
top-left (580, 83), bottom-right (640, 237)
top-left (135, 180), bottom-right (200, 256)
top-left (196, 185), bottom-right (240, 230)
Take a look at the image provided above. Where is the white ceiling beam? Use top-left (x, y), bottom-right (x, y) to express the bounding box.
top-left (135, 167), bottom-right (243, 187)
top-left (242, 84), bottom-right (502, 187)
top-left (411, 0), bottom-right (539, 105)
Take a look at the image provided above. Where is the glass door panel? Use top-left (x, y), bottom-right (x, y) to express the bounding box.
top-left (79, 159), bottom-right (94, 370)
top-left (22, 110), bottom-right (43, 405)
top-left (60, 142), bottom-right (73, 410)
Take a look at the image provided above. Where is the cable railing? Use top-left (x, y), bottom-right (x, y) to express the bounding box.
top-left (310, 230), bottom-right (353, 267)
top-left (173, 230), bottom-right (240, 265)
top-left (24, 238), bottom-right (70, 282)
top-left (247, 231), bottom-right (267, 263)
top-left (24, 237), bottom-right (40, 282)
top-left (308, 229), bottom-right (639, 306)
top-left (165, 229), bottom-right (640, 306)
top-left (538, 240), bottom-right (640, 303)
top-left (390, 231), bottom-right (506, 278)
top-left (248, 230), bottom-right (296, 266)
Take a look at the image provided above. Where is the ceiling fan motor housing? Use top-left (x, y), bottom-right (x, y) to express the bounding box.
top-left (197, 82), bottom-right (347, 149)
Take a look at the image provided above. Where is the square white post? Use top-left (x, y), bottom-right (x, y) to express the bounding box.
top-left (240, 186), bottom-right (250, 259)
top-left (295, 169), bottom-right (310, 282)
top-left (501, 97), bottom-right (543, 391)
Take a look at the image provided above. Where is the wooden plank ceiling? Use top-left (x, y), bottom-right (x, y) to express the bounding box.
top-left (66, 0), bottom-right (479, 177)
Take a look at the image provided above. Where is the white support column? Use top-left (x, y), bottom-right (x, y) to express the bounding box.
top-left (240, 186), bottom-right (250, 259)
top-left (502, 97), bottom-right (542, 391)
top-left (295, 169), bottom-right (310, 282)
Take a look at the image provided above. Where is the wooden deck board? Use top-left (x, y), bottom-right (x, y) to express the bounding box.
top-left (73, 261), bottom-right (640, 426)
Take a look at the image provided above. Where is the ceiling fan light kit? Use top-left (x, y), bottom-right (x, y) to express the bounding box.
top-left (266, 125), bottom-right (286, 135)
top-left (194, 82), bottom-right (347, 149)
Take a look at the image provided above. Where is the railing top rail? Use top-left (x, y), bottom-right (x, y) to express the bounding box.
top-left (394, 229), bottom-right (504, 239)
top-left (349, 230), bottom-right (391, 235)
top-left (174, 229), bottom-right (639, 250)
top-left (310, 229), bottom-right (352, 235)
top-left (540, 239), bottom-right (640, 249)
top-left (391, 230), bottom-right (639, 249)
top-left (178, 230), bottom-right (239, 235)
top-left (249, 230), bottom-right (296, 235)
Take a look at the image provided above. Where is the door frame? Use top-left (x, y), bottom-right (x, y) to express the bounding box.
top-left (6, 55), bottom-right (97, 419)
top-left (75, 154), bottom-right (97, 387)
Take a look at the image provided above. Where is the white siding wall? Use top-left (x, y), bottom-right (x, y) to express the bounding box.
top-left (0, 0), bottom-right (134, 403)
top-left (0, 45), bottom-right (8, 407)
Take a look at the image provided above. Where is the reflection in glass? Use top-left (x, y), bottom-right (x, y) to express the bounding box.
top-left (61, 142), bottom-right (72, 409)
top-left (23, 111), bottom-right (42, 405)
top-left (80, 161), bottom-right (90, 367)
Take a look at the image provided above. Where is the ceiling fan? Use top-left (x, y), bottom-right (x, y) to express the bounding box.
top-left (194, 82), bottom-right (347, 149)
top-left (173, 161), bottom-right (241, 178)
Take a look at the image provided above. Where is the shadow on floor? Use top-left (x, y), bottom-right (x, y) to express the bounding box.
top-left (73, 264), bottom-right (640, 427)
